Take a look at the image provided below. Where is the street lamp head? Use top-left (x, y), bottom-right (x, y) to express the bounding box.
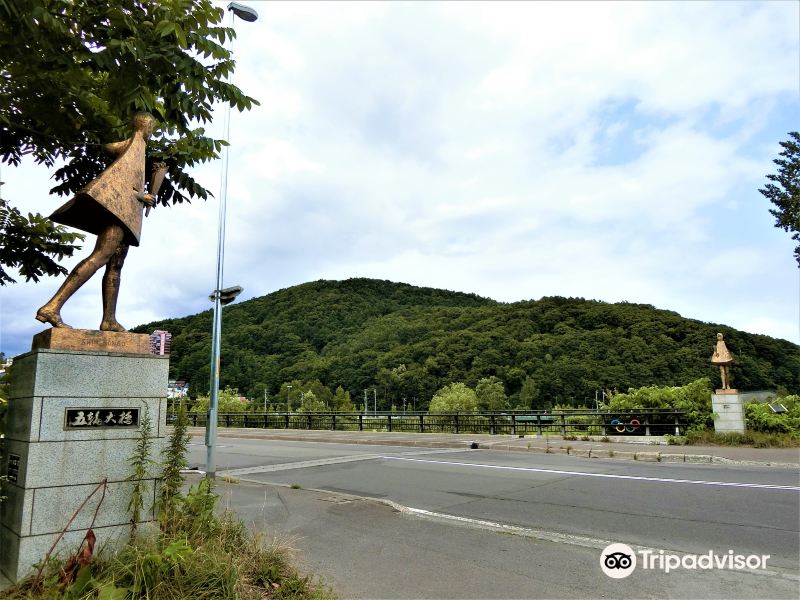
top-left (228, 2), bottom-right (258, 22)
top-left (209, 285), bottom-right (244, 306)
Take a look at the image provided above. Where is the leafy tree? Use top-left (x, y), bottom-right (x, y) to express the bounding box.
top-left (190, 386), bottom-right (249, 413)
top-left (518, 376), bottom-right (540, 410)
top-left (428, 382), bottom-right (478, 413)
top-left (475, 376), bottom-right (507, 411)
top-left (0, 0), bottom-right (257, 278)
top-left (759, 132), bottom-right (800, 266)
top-left (297, 390), bottom-right (326, 413)
top-left (0, 197), bottom-right (84, 285)
top-left (333, 386), bottom-right (355, 411)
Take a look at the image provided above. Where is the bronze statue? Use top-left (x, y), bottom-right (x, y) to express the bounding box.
top-left (710, 332), bottom-right (734, 390)
top-left (36, 113), bottom-right (167, 332)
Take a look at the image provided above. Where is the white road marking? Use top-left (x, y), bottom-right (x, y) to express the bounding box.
top-left (381, 456), bottom-right (800, 491)
top-left (382, 501), bottom-right (800, 582)
top-left (221, 448), bottom-right (474, 476)
top-left (222, 454), bottom-right (382, 476)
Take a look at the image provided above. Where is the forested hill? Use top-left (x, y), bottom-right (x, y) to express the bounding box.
top-left (133, 278), bottom-right (800, 408)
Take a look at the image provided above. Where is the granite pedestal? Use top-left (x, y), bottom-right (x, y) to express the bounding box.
top-left (1, 338), bottom-right (168, 582)
top-left (711, 389), bottom-right (745, 433)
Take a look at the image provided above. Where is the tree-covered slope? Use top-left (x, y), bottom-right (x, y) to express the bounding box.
top-left (133, 278), bottom-right (800, 408)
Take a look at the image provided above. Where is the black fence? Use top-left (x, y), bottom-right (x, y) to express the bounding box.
top-left (184, 409), bottom-right (685, 437)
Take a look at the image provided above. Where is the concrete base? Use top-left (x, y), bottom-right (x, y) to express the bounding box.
top-left (712, 391), bottom-right (745, 433)
top-left (0, 347), bottom-right (168, 582)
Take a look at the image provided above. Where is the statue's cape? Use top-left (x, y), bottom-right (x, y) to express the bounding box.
top-left (711, 341), bottom-right (733, 365)
top-left (49, 134), bottom-right (146, 246)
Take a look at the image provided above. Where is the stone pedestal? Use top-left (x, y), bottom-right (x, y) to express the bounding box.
top-left (711, 389), bottom-right (745, 433)
top-left (0, 344), bottom-right (168, 582)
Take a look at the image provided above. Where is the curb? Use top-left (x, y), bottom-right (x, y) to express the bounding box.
top-left (193, 429), bottom-right (797, 469)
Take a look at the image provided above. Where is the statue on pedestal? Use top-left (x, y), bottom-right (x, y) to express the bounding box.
top-left (710, 332), bottom-right (734, 390)
top-left (35, 113), bottom-right (167, 332)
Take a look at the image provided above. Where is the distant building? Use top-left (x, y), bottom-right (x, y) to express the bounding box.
top-left (149, 330), bottom-right (172, 355)
top-left (167, 380), bottom-right (189, 399)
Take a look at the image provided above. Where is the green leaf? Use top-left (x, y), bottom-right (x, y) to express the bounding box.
top-left (97, 583), bottom-right (130, 600)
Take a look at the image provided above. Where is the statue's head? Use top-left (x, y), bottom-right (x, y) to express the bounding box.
top-left (717, 332), bottom-right (724, 341)
top-left (131, 113), bottom-right (156, 139)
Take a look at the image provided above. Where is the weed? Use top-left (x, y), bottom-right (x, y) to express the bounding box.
top-left (685, 429), bottom-right (799, 448)
top-left (600, 436), bottom-right (610, 443)
top-left (608, 450), bottom-right (615, 457)
top-left (290, 483), bottom-right (302, 489)
top-left (580, 435), bottom-right (590, 441)
top-left (159, 403), bottom-right (189, 534)
top-left (563, 434), bottom-right (577, 441)
top-left (127, 404), bottom-right (153, 537)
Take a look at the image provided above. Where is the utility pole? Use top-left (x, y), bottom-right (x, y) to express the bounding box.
top-left (263, 388), bottom-right (267, 412)
top-left (373, 388), bottom-right (377, 413)
top-left (364, 389), bottom-right (368, 414)
top-left (287, 384), bottom-right (292, 412)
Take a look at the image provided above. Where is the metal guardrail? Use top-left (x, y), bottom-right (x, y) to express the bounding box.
top-left (184, 409), bottom-right (685, 436)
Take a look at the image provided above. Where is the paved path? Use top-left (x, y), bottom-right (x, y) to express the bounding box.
top-left (189, 427), bottom-right (800, 467)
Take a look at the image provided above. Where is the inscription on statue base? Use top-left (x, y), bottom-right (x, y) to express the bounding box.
top-left (31, 328), bottom-right (150, 354)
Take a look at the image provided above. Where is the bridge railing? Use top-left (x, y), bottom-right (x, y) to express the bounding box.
top-left (183, 409), bottom-right (685, 436)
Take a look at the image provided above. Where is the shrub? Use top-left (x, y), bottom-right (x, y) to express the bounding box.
top-left (745, 395), bottom-right (800, 435)
top-left (605, 378), bottom-right (713, 432)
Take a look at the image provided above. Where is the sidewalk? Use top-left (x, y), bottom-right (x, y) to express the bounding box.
top-left (189, 427), bottom-right (800, 468)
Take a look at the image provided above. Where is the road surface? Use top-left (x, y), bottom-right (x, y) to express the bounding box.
top-left (187, 436), bottom-right (799, 599)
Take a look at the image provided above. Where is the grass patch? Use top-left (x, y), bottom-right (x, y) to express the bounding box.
top-left (290, 483), bottom-right (302, 490)
top-left (3, 508), bottom-right (332, 599)
top-left (686, 430), bottom-right (800, 448)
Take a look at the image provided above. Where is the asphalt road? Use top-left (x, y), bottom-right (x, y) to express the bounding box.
top-left (187, 437), bottom-right (800, 599)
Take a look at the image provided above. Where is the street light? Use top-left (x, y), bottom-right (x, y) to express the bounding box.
top-left (286, 385), bottom-right (292, 412)
top-left (205, 2), bottom-right (258, 480)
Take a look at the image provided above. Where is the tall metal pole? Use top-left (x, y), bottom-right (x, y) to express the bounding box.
top-left (205, 32), bottom-right (232, 477)
top-left (287, 384), bottom-right (292, 412)
top-left (206, 4), bottom-right (258, 478)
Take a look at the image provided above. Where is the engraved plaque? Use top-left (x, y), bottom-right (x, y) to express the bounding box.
top-left (64, 408), bottom-right (140, 430)
top-left (7, 453), bottom-right (20, 483)
top-left (32, 328), bottom-right (151, 354)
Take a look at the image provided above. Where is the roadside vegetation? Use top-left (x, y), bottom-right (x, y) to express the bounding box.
top-left (1, 407), bottom-right (334, 600)
top-left (604, 380), bottom-right (800, 447)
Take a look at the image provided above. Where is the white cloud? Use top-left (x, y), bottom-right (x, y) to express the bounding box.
top-left (1, 0), bottom-right (798, 357)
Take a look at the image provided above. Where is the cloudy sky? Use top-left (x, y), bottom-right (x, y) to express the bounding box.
top-left (1, 0), bottom-right (798, 358)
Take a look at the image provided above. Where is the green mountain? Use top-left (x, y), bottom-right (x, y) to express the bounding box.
top-left (133, 278), bottom-right (800, 408)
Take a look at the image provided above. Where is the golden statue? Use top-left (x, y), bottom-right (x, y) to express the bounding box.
top-left (710, 332), bottom-right (734, 390)
top-left (36, 113), bottom-right (167, 332)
